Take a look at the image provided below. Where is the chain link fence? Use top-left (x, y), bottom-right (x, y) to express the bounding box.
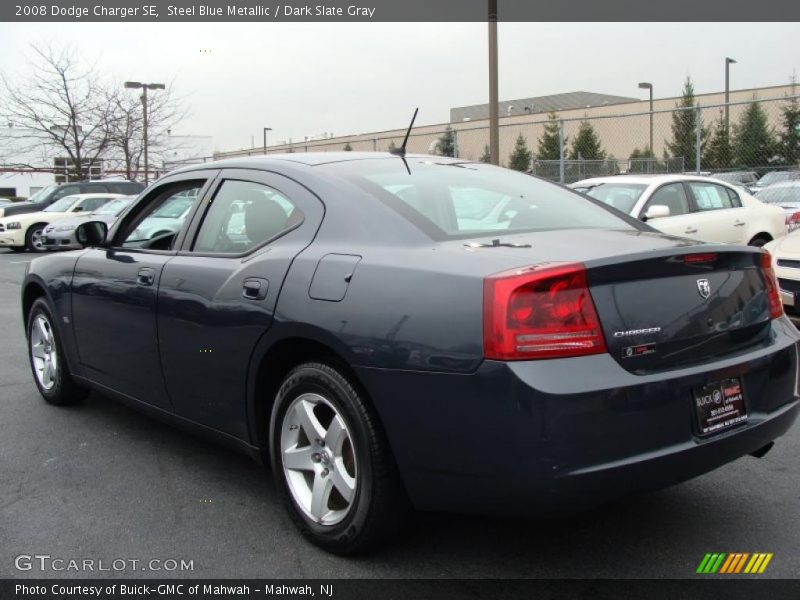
top-left (215, 94), bottom-right (800, 185)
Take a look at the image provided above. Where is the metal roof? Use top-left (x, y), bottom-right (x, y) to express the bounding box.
top-left (450, 91), bottom-right (640, 122)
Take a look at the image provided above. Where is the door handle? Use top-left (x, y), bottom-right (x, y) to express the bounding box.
top-left (734, 221), bottom-right (745, 227)
top-left (685, 227), bottom-right (698, 234)
top-left (137, 268), bottom-right (155, 286)
top-left (243, 277), bottom-right (269, 300)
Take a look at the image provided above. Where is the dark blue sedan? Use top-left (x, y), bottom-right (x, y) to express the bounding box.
top-left (21, 153), bottom-right (799, 553)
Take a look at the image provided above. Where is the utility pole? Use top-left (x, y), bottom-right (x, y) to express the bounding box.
top-left (124, 81), bottom-right (165, 184)
top-left (488, 0), bottom-right (499, 165)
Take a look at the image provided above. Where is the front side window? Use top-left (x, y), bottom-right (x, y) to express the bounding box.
top-left (193, 180), bottom-right (301, 254)
top-left (328, 160), bottom-right (634, 240)
top-left (643, 183), bottom-right (691, 217)
top-left (51, 186), bottom-right (80, 201)
top-left (73, 197), bottom-right (114, 212)
top-left (44, 195), bottom-right (83, 212)
top-left (689, 182), bottom-right (735, 211)
top-left (120, 182), bottom-right (202, 249)
top-left (93, 198), bottom-right (134, 215)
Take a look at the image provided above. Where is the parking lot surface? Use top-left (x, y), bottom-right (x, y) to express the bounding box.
top-left (1, 248), bottom-right (798, 579)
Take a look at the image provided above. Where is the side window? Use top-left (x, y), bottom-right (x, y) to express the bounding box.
top-left (193, 180), bottom-right (302, 254)
top-left (643, 184), bottom-right (691, 217)
top-left (81, 184), bottom-right (108, 193)
top-left (52, 185), bottom-right (79, 201)
top-left (725, 187), bottom-right (742, 207)
top-left (688, 182), bottom-right (735, 211)
top-left (118, 182), bottom-right (203, 249)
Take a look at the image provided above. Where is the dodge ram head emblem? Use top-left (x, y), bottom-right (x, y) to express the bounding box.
top-left (697, 278), bottom-right (711, 299)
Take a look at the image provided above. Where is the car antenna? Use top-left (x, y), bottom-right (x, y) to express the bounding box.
top-left (390, 108), bottom-right (418, 175)
top-left (391, 107), bottom-right (418, 158)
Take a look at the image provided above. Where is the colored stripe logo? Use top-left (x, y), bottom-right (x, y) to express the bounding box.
top-left (696, 553), bottom-right (773, 574)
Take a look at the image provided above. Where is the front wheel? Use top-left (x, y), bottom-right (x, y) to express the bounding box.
top-left (270, 362), bottom-right (408, 554)
top-left (27, 298), bottom-right (88, 405)
top-left (25, 224), bottom-right (48, 253)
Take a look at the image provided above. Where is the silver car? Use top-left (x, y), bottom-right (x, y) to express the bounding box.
top-left (42, 196), bottom-right (136, 250)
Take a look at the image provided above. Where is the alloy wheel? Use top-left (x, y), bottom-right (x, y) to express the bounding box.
top-left (30, 314), bottom-right (58, 390)
top-left (280, 392), bottom-right (358, 526)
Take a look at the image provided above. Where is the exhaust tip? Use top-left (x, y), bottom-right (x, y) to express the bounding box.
top-left (749, 441), bottom-right (774, 459)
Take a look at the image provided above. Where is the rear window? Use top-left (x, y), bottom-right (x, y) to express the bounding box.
top-left (329, 160), bottom-right (635, 240)
top-left (756, 187), bottom-right (800, 203)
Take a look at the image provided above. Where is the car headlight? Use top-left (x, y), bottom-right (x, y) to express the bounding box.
top-left (5, 222), bottom-right (21, 230)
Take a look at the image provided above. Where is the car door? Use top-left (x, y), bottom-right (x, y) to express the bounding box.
top-left (638, 182), bottom-right (701, 239)
top-left (70, 171), bottom-right (218, 409)
top-left (156, 169), bottom-right (324, 438)
top-left (685, 180), bottom-right (743, 244)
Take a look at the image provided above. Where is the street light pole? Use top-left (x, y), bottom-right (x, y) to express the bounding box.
top-left (263, 127), bottom-right (272, 154)
top-left (638, 82), bottom-right (653, 160)
top-left (124, 81), bottom-right (165, 184)
top-left (725, 57), bottom-right (736, 135)
top-left (488, 0), bottom-right (499, 166)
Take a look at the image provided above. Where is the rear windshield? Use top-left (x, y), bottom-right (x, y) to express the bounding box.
top-left (578, 182), bottom-right (648, 214)
top-left (328, 159), bottom-right (635, 240)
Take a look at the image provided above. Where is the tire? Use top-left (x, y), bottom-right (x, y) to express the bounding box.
top-left (270, 362), bottom-right (408, 554)
top-left (26, 298), bottom-right (88, 406)
top-left (748, 236), bottom-right (770, 248)
top-left (9, 246), bottom-right (24, 252)
top-left (25, 223), bottom-right (48, 253)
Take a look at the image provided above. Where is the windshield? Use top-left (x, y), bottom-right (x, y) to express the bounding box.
top-left (93, 197), bottom-right (133, 215)
top-left (759, 172), bottom-right (799, 186)
top-left (578, 183), bottom-right (648, 214)
top-left (150, 196), bottom-right (194, 218)
top-left (28, 186), bottom-right (57, 204)
top-left (43, 195), bottom-right (80, 212)
top-left (328, 160), bottom-right (635, 240)
top-left (755, 187), bottom-right (800, 204)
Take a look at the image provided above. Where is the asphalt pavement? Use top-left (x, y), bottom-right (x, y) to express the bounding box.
top-left (0, 248), bottom-right (798, 579)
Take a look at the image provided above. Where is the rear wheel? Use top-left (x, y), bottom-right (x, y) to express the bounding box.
top-left (748, 235), bottom-right (771, 247)
top-left (270, 362), bottom-right (408, 554)
top-left (25, 224), bottom-right (48, 253)
top-left (27, 298), bottom-right (88, 405)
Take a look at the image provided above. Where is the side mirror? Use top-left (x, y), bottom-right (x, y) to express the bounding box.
top-left (644, 204), bottom-right (670, 220)
top-left (75, 221), bottom-right (108, 248)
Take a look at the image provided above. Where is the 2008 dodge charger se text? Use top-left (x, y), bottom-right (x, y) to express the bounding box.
top-left (20, 153), bottom-right (800, 554)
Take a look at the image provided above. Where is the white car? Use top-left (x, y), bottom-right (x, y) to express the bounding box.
top-left (765, 232), bottom-right (800, 323)
top-left (0, 193), bottom-right (124, 252)
top-left (572, 175), bottom-right (787, 246)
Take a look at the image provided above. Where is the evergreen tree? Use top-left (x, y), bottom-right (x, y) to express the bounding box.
top-left (778, 81), bottom-right (800, 166)
top-left (733, 100), bottom-right (777, 168)
top-left (508, 134), bottom-right (532, 171)
top-left (569, 120), bottom-right (606, 160)
top-left (628, 146), bottom-right (655, 173)
top-left (705, 109), bottom-right (734, 170)
top-left (343, 142), bottom-right (352, 151)
top-left (666, 76), bottom-right (708, 168)
top-left (536, 112), bottom-right (566, 160)
top-left (435, 126), bottom-right (456, 157)
top-left (479, 144), bottom-right (491, 163)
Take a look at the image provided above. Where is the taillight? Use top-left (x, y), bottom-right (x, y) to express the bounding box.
top-left (683, 253), bottom-right (718, 264)
top-left (760, 251), bottom-right (783, 319)
top-left (483, 262), bottom-right (607, 360)
top-left (786, 212), bottom-right (800, 232)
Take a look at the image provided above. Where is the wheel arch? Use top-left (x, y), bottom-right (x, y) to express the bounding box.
top-left (21, 278), bottom-right (49, 325)
top-left (246, 326), bottom-right (375, 460)
top-left (748, 231), bottom-right (773, 246)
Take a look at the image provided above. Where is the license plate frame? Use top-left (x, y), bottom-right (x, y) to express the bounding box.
top-left (692, 377), bottom-right (748, 436)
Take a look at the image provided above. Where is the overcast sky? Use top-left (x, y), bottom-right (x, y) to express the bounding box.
top-left (0, 22), bottom-right (797, 153)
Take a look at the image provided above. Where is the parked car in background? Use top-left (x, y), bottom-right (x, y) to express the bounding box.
top-left (711, 170), bottom-right (759, 191)
top-left (572, 174), bottom-right (786, 246)
top-left (0, 180), bottom-right (144, 219)
top-left (750, 170), bottom-right (800, 194)
top-left (0, 193), bottom-right (124, 252)
top-left (755, 182), bottom-right (800, 233)
top-left (123, 192), bottom-right (195, 246)
top-left (0, 198), bottom-right (12, 205)
top-left (21, 153), bottom-right (800, 554)
top-left (765, 232), bottom-right (800, 323)
top-left (42, 196), bottom-right (136, 251)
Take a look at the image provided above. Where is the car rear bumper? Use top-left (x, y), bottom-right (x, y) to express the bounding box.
top-left (356, 317), bottom-right (800, 514)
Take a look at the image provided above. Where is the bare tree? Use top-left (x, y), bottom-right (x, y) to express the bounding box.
top-left (105, 82), bottom-right (188, 180)
top-left (0, 42), bottom-right (114, 180)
